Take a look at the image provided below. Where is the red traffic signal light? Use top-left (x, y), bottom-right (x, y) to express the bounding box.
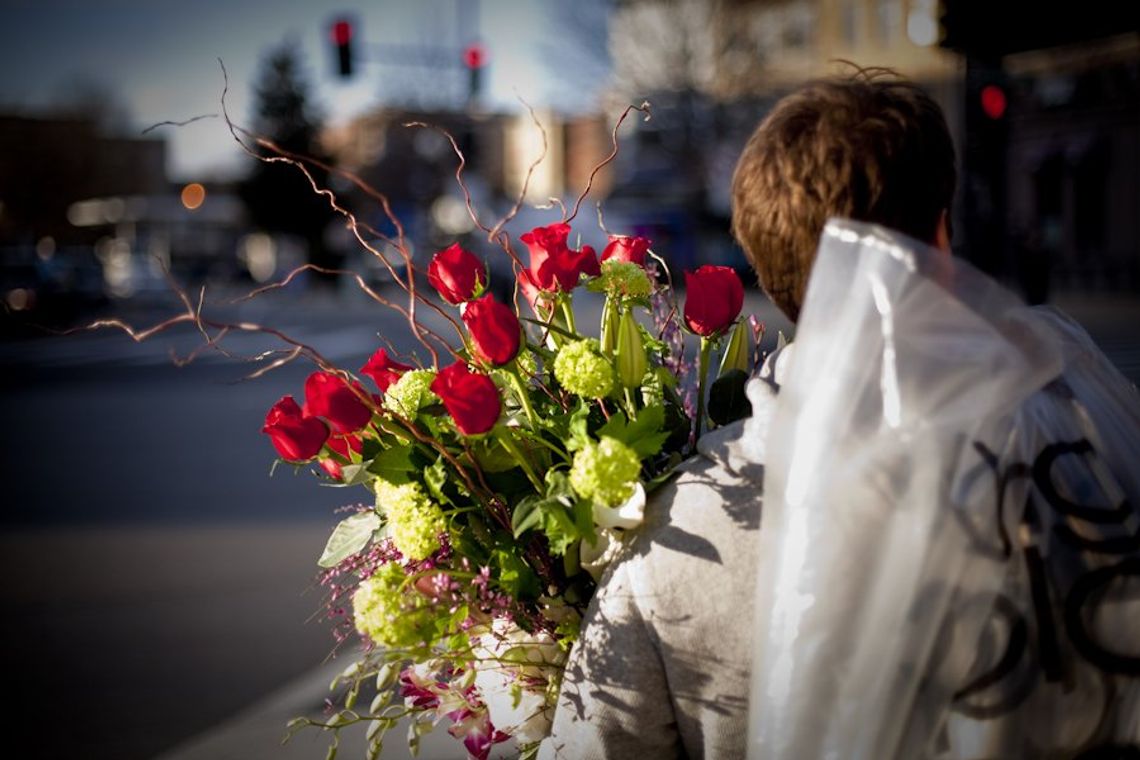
top-left (462, 43), bottom-right (487, 70)
top-left (980, 84), bottom-right (1007, 120)
top-left (331, 19), bottom-right (354, 78)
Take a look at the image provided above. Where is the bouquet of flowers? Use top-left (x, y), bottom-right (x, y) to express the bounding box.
top-left (263, 215), bottom-right (755, 758)
top-left (67, 97), bottom-right (761, 758)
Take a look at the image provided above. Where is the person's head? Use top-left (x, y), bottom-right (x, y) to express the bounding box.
top-left (730, 67), bottom-right (957, 323)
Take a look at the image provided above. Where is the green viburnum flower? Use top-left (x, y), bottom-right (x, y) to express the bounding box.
top-left (569, 436), bottom-right (640, 507)
top-left (383, 369), bottom-right (438, 419)
top-left (553, 339), bottom-right (614, 399)
top-left (375, 479), bottom-right (447, 560)
top-left (353, 562), bottom-right (438, 649)
top-left (591, 259), bottom-right (653, 300)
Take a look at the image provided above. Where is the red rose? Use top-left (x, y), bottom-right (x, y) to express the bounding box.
top-left (360, 348), bottom-right (413, 392)
top-left (462, 294), bottom-right (521, 367)
top-left (520, 222), bottom-right (599, 292)
top-left (304, 371), bottom-right (373, 433)
top-left (683, 265), bottom-right (744, 337)
top-left (327, 433), bottom-right (363, 458)
top-left (427, 243), bottom-right (486, 304)
top-left (601, 235), bottom-right (651, 267)
top-left (262, 395), bottom-right (329, 461)
top-left (431, 362), bottom-right (502, 435)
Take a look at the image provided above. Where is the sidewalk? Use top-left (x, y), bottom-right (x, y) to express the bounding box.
top-left (156, 655), bottom-right (525, 760)
top-left (155, 655), bottom-right (472, 760)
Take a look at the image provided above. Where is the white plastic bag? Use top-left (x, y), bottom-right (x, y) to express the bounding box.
top-left (748, 219), bottom-right (1140, 760)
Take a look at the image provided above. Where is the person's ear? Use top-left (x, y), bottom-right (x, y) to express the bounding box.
top-left (935, 209), bottom-right (952, 254)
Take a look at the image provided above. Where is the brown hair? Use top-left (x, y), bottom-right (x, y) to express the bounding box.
top-left (730, 68), bottom-right (956, 322)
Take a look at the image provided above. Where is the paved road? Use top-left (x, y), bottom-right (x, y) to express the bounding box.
top-left (1, 282), bottom-right (1136, 759)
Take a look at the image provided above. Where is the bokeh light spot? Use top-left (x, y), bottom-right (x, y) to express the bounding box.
top-left (181, 183), bottom-right (206, 210)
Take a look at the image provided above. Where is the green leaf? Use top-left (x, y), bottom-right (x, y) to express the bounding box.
top-left (511, 495), bottom-right (544, 537)
top-left (595, 410), bottom-right (629, 440)
top-left (566, 401), bottom-right (592, 452)
top-left (597, 404), bottom-right (670, 459)
top-left (367, 445), bottom-right (415, 484)
top-left (318, 512), bottom-right (380, 568)
top-left (423, 458), bottom-right (452, 506)
top-left (708, 370), bottom-right (752, 426)
top-left (493, 548), bottom-right (541, 598)
top-left (336, 462), bottom-right (374, 487)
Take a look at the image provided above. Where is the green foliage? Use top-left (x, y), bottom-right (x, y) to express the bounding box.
top-left (596, 405), bottom-right (670, 459)
top-left (493, 548), bottom-right (541, 599)
top-left (367, 445), bottom-right (416, 484)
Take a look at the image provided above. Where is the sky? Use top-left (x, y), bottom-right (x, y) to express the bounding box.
top-left (0, 0), bottom-right (613, 181)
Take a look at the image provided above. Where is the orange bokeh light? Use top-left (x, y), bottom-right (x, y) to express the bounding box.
top-left (181, 183), bottom-right (206, 210)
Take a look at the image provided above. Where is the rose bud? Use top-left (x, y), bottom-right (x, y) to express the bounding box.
top-left (431, 362), bottom-right (502, 436)
top-left (516, 268), bottom-right (550, 318)
top-left (462, 293), bottom-right (521, 367)
top-left (601, 235), bottom-right (651, 267)
top-left (304, 371), bottom-right (374, 433)
top-left (262, 395), bottom-right (329, 461)
top-left (427, 243), bottom-right (487, 305)
top-left (318, 458), bottom-right (343, 481)
top-left (318, 433), bottom-right (362, 482)
top-left (520, 222), bottom-right (599, 292)
top-left (360, 348), bottom-right (414, 392)
top-left (683, 265), bottom-right (744, 338)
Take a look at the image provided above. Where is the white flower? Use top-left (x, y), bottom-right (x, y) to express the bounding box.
top-left (471, 620), bottom-right (566, 744)
top-left (579, 528), bottom-right (625, 581)
top-left (591, 481), bottom-right (646, 530)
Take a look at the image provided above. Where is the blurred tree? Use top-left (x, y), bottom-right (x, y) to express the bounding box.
top-left (51, 76), bottom-right (132, 133)
top-left (241, 41), bottom-right (340, 286)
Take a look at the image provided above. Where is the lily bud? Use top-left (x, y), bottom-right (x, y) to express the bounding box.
top-left (600, 298), bottom-right (620, 356)
top-left (615, 309), bottom-right (648, 390)
top-left (717, 318), bottom-right (750, 378)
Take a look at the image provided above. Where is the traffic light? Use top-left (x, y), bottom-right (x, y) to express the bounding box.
top-left (331, 18), bottom-right (354, 78)
top-left (959, 60), bottom-right (1011, 275)
top-left (463, 43), bottom-right (487, 102)
top-left (980, 84), bottom-right (1008, 120)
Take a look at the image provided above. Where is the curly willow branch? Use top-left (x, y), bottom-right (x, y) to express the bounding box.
top-left (564, 100), bottom-right (652, 224)
top-left (217, 58), bottom-right (461, 367)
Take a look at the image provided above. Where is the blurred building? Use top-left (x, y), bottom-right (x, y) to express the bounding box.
top-left (0, 114), bottom-right (247, 327)
top-left (0, 115), bottom-right (166, 245)
top-left (604, 0), bottom-right (961, 275)
top-left (603, 0), bottom-right (1139, 297)
top-left (321, 106), bottom-right (613, 287)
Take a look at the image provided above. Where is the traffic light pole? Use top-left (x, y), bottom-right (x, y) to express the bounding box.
top-left (960, 55), bottom-right (1010, 278)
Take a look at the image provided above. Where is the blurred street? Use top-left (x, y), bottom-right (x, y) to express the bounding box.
top-left (0, 283), bottom-right (451, 759)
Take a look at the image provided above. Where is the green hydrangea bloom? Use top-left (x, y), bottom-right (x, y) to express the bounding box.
top-left (594, 259), bottom-right (653, 299)
top-left (553, 339), bottom-right (614, 399)
top-left (352, 562), bottom-right (438, 649)
top-left (375, 479), bottom-right (447, 560)
top-left (569, 436), bottom-right (640, 506)
top-left (383, 369), bottom-right (438, 419)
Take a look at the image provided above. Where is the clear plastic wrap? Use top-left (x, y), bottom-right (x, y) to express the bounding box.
top-left (748, 219), bottom-right (1140, 759)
